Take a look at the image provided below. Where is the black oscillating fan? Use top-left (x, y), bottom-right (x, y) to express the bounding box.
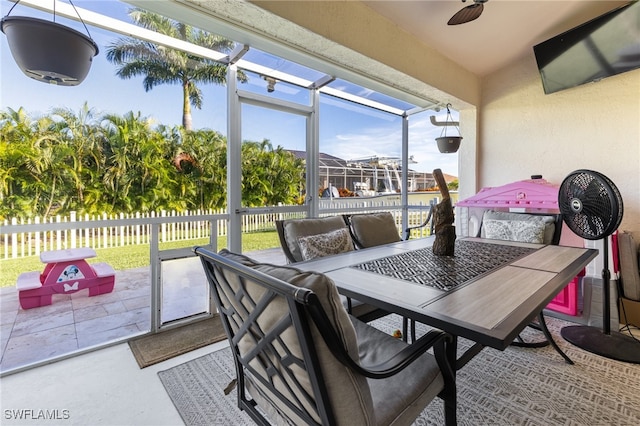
top-left (558, 169), bottom-right (640, 363)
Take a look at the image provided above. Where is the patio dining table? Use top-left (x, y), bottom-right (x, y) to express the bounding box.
top-left (295, 237), bottom-right (598, 370)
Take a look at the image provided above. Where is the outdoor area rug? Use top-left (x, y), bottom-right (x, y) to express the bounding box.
top-left (129, 316), bottom-right (226, 368)
top-left (158, 314), bottom-right (640, 425)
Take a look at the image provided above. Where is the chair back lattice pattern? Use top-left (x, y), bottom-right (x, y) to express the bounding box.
top-left (197, 247), bottom-right (337, 426)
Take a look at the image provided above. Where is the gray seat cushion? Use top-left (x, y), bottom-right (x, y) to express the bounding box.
top-left (349, 212), bottom-right (401, 248)
top-left (352, 318), bottom-right (444, 426)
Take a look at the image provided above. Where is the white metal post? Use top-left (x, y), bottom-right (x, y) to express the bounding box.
top-left (227, 64), bottom-right (242, 252)
top-left (401, 114), bottom-right (409, 237)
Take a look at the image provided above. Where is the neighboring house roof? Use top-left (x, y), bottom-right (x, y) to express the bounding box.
top-left (286, 149), bottom-right (458, 180)
top-left (441, 173), bottom-right (458, 183)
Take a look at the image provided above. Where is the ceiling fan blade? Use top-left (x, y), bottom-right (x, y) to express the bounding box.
top-left (448, 4), bottom-right (484, 25)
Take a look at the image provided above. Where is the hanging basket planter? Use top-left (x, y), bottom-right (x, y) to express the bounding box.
top-left (433, 103), bottom-right (462, 153)
top-left (1, 16), bottom-right (98, 86)
top-left (1, 0), bottom-right (98, 87)
top-left (436, 136), bottom-right (462, 153)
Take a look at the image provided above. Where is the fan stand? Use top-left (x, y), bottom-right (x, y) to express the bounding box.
top-left (561, 238), bottom-right (640, 364)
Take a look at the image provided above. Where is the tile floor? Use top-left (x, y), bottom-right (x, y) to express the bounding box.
top-left (0, 248), bottom-right (286, 373)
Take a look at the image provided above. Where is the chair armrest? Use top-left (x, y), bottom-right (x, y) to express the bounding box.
top-left (306, 295), bottom-right (453, 379)
top-left (404, 209), bottom-right (433, 240)
top-left (357, 329), bottom-right (451, 377)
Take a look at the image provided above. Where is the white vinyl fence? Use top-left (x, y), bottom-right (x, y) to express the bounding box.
top-left (0, 209), bottom-right (301, 260)
top-left (1, 200), bottom-right (437, 260)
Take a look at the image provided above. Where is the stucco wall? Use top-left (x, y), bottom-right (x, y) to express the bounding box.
top-left (481, 55), bottom-right (640, 236)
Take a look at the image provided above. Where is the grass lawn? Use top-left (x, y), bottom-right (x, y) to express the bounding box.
top-left (0, 231), bottom-right (280, 288)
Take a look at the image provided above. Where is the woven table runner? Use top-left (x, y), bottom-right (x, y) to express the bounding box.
top-left (352, 240), bottom-right (536, 291)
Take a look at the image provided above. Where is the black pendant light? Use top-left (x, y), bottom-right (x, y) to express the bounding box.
top-left (434, 104), bottom-right (462, 153)
top-left (1, 0), bottom-right (98, 86)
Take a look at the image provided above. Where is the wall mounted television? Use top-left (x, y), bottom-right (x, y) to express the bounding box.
top-left (533, 1), bottom-right (640, 95)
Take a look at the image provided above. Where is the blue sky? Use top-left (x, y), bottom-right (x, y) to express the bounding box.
top-left (0, 0), bottom-right (458, 176)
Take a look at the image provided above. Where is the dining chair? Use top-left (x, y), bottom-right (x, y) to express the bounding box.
top-left (477, 210), bottom-right (573, 363)
top-left (195, 247), bottom-right (457, 426)
top-left (344, 211), bottom-right (419, 341)
top-left (275, 215), bottom-right (354, 263)
top-left (345, 211), bottom-right (401, 249)
top-left (276, 216), bottom-right (391, 323)
top-left (404, 198), bottom-right (438, 240)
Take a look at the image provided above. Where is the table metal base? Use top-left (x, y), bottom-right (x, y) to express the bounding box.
top-left (512, 313), bottom-right (574, 364)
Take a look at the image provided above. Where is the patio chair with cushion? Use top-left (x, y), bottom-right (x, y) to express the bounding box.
top-left (276, 216), bottom-right (353, 263)
top-left (345, 211), bottom-right (401, 249)
top-left (477, 210), bottom-right (573, 363)
top-left (195, 247), bottom-right (457, 426)
top-left (404, 199), bottom-right (438, 240)
top-left (344, 211), bottom-right (417, 340)
top-left (276, 216), bottom-right (389, 324)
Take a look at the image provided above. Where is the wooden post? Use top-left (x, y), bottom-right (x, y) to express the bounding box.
top-left (432, 168), bottom-right (456, 256)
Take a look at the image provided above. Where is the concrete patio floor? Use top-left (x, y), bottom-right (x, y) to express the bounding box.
top-left (0, 248), bottom-right (286, 373)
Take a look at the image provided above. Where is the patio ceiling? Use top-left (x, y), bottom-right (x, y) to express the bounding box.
top-left (8, 1), bottom-right (628, 113)
top-left (362, 0), bottom-right (629, 76)
top-left (12, 0), bottom-right (438, 116)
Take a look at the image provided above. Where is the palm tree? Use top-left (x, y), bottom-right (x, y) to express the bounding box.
top-left (49, 103), bottom-right (104, 208)
top-left (241, 139), bottom-right (305, 207)
top-left (0, 107), bottom-right (38, 216)
top-left (106, 8), bottom-right (246, 131)
top-left (100, 111), bottom-right (176, 213)
top-left (170, 128), bottom-right (228, 210)
top-left (31, 132), bottom-right (76, 217)
top-left (0, 108), bottom-right (73, 217)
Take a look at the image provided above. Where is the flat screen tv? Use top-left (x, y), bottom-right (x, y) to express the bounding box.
top-left (533, 1), bottom-right (640, 94)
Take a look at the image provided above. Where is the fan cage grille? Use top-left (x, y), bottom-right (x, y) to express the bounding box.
top-left (558, 170), bottom-right (623, 240)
